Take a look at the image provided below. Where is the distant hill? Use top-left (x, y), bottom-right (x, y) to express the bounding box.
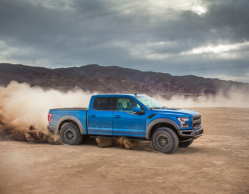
top-left (0, 63), bottom-right (248, 97)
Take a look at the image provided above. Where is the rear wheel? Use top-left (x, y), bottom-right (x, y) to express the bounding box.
top-left (152, 127), bottom-right (179, 154)
top-left (60, 123), bottom-right (83, 145)
top-left (178, 139), bottom-right (193, 147)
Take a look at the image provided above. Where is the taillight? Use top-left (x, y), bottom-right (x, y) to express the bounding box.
top-left (48, 113), bottom-right (53, 122)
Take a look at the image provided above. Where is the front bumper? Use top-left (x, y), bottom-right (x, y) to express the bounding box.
top-left (178, 127), bottom-right (204, 138)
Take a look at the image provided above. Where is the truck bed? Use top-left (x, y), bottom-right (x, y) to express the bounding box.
top-left (48, 108), bottom-right (88, 134)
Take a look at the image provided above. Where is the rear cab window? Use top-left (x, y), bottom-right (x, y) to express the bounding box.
top-left (93, 97), bottom-right (112, 111)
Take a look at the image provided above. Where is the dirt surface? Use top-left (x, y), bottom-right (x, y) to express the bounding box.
top-left (0, 108), bottom-right (249, 194)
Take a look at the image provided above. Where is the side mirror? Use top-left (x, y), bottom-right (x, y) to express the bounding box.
top-left (133, 107), bottom-right (144, 114)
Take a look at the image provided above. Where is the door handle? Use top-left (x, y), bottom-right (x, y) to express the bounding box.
top-left (114, 115), bottom-right (120, 118)
top-left (90, 114), bottom-right (96, 118)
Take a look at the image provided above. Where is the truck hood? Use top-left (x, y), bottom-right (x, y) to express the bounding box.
top-left (150, 108), bottom-right (199, 117)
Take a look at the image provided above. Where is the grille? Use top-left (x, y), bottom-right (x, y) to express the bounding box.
top-left (193, 115), bottom-right (201, 128)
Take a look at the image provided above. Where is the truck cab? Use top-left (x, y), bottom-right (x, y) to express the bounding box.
top-left (48, 94), bottom-right (203, 154)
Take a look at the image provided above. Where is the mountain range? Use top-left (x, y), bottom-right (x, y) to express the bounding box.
top-left (0, 63), bottom-right (248, 97)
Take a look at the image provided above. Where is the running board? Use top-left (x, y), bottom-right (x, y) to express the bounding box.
top-left (89, 136), bottom-right (149, 141)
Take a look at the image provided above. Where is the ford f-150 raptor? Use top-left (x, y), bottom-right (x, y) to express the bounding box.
top-left (47, 94), bottom-right (203, 154)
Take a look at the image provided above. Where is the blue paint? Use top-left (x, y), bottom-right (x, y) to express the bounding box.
top-left (112, 111), bottom-right (146, 137)
top-left (87, 109), bottom-right (113, 135)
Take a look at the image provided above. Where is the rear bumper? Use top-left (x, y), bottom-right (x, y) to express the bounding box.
top-left (178, 127), bottom-right (203, 138)
top-left (47, 125), bottom-right (57, 132)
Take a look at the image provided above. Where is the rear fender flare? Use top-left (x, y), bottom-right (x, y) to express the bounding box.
top-left (57, 115), bottom-right (85, 135)
top-left (146, 118), bottom-right (180, 139)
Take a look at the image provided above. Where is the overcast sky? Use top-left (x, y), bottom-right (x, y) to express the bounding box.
top-left (0, 0), bottom-right (249, 82)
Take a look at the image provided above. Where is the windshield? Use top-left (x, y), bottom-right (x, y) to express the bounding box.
top-left (136, 96), bottom-right (164, 109)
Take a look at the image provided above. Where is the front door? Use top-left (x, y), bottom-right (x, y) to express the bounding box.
top-left (88, 97), bottom-right (113, 135)
top-left (112, 97), bottom-right (146, 138)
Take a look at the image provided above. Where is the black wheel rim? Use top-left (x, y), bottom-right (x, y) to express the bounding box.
top-left (65, 129), bottom-right (75, 141)
top-left (157, 134), bottom-right (170, 149)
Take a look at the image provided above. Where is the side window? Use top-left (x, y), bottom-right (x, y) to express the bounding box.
top-left (117, 98), bottom-right (140, 113)
top-left (93, 97), bottom-right (112, 111)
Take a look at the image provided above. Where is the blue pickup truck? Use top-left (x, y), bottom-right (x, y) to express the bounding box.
top-left (47, 94), bottom-right (203, 154)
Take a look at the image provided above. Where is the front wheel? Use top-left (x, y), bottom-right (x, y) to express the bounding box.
top-left (60, 123), bottom-right (83, 145)
top-left (152, 127), bottom-right (179, 154)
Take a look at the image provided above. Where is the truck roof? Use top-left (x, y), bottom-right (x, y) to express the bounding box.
top-left (91, 93), bottom-right (147, 98)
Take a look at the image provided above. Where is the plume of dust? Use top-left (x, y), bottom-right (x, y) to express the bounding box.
top-left (154, 86), bottom-right (249, 108)
top-left (96, 137), bottom-right (140, 149)
top-left (0, 113), bottom-right (61, 143)
top-left (0, 81), bottom-right (95, 144)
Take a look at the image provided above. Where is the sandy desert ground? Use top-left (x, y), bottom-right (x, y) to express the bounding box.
top-left (0, 107), bottom-right (248, 194)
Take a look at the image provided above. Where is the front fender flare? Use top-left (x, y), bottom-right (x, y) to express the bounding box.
top-left (146, 118), bottom-right (180, 139)
top-left (57, 115), bottom-right (85, 135)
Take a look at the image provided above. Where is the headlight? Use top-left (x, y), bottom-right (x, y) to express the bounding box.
top-left (177, 117), bottom-right (189, 128)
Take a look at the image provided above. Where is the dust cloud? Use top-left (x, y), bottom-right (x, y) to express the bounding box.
top-left (96, 137), bottom-right (140, 149)
top-left (0, 81), bottom-right (248, 146)
top-left (0, 113), bottom-right (61, 144)
top-left (154, 87), bottom-right (249, 108)
top-left (0, 81), bottom-right (94, 144)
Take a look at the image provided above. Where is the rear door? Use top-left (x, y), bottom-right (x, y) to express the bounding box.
top-left (88, 97), bottom-right (113, 135)
top-left (112, 97), bottom-right (146, 137)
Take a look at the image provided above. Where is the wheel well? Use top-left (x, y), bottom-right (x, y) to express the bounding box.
top-left (59, 120), bottom-right (79, 133)
top-left (149, 122), bottom-right (179, 140)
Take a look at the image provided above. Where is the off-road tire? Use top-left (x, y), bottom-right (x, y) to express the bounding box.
top-left (60, 123), bottom-right (83, 145)
top-left (152, 127), bottom-right (179, 154)
top-left (178, 139), bottom-right (193, 147)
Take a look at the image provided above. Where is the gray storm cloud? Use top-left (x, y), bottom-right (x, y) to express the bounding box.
top-left (0, 0), bottom-right (249, 82)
